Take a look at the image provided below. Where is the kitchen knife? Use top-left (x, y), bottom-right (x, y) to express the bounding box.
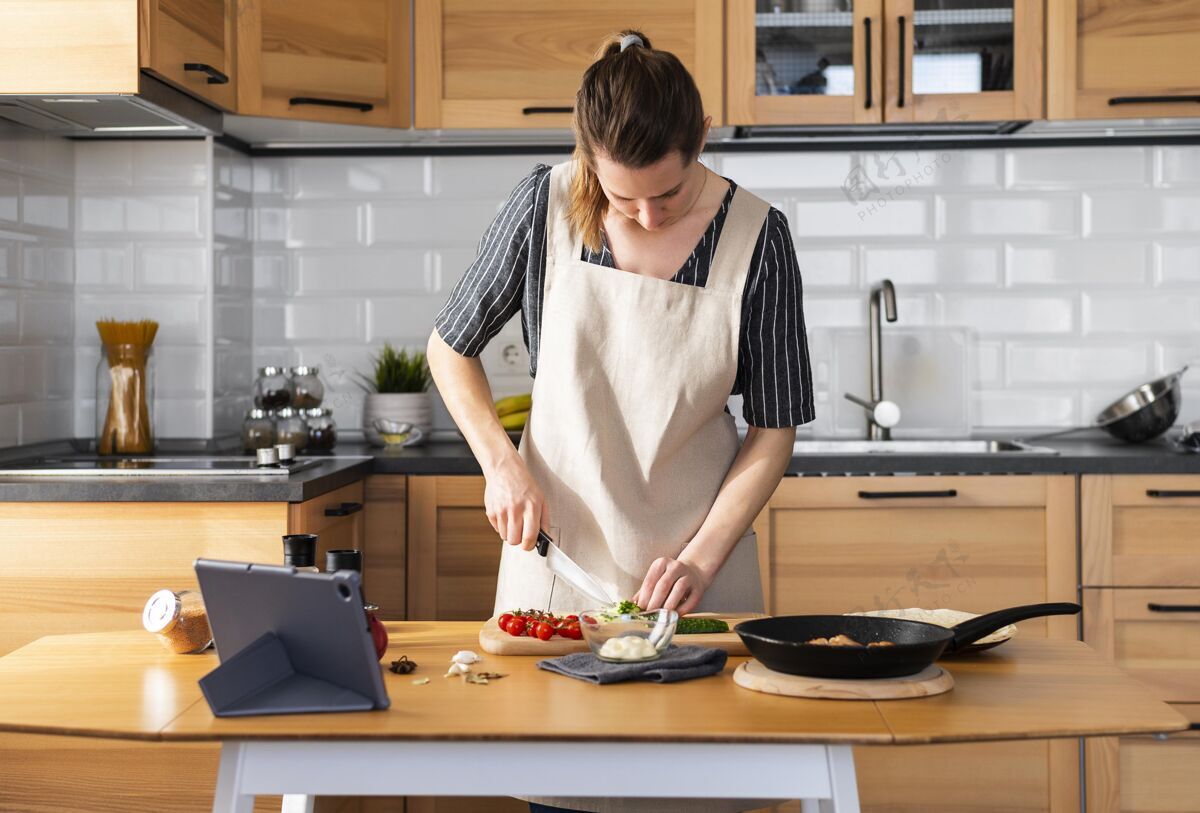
top-left (535, 530), bottom-right (619, 608)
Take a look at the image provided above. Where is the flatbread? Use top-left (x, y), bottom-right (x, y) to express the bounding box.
top-left (845, 607), bottom-right (1018, 645)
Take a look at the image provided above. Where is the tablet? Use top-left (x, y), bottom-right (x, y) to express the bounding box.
top-left (194, 558), bottom-right (390, 716)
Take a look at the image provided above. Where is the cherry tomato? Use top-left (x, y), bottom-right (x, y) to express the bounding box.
top-left (498, 613), bottom-right (513, 630)
top-left (566, 614), bottom-right (579, 622)
top-left (506, 616), bottom-right (526, 637)
top-left (534, 621), bottom-right (554, 641)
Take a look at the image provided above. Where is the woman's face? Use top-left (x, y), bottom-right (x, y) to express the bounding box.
top-left (593, 133), bottom-right (709, 232)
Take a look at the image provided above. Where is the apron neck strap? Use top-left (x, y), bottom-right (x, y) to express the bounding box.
top-left (548, 161), bottom-right (582, 266)
top-left (705, 185), bottom-right (771, 295)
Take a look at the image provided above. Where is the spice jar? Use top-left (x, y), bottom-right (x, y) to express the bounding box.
top-left (254, 366), bottom-right (293, 410)
top-left (288, 366), bottom-right (325, 409)
top-left (326, 549), bottom-right (388, 660)
top-left (283, 533), bottom-right (320, 572)
top-left (273, 407), bottom-right (310, 450)
top-left (303, 407), bottom-right (338, 452)
top-left (241, 408), bottom-right (276, 453)
top-left (142, 589), bottom-right (212, 654)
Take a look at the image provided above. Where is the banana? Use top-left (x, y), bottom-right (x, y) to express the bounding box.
top-left (494, 393), bottom-right (532, 417)
top-left (499, 410), bottom-right (529, 430)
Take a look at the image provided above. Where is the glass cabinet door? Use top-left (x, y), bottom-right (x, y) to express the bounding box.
top-left (886, 0), bottom-right (1043, 122)
top-left (727, 0), bottom-right (883, 125)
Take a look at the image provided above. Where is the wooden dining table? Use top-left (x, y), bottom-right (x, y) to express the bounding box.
top-left (0, 622), bottom-right (1187, 813)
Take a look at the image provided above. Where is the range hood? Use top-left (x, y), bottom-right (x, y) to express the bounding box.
top-left (0, 73), bottom-right (221, 137)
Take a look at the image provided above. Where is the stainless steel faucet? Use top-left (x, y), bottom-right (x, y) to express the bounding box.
top-left (845, 279), bottom-right (899, 440)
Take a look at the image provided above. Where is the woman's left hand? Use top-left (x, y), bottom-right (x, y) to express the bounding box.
top-left (633, 555), bottom-right (713, 616)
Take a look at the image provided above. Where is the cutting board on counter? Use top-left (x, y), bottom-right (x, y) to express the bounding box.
top-left (478, 613), bottom-right (763, 656)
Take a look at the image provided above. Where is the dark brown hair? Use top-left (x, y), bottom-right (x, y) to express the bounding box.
top-left (569, 30), bottom-right (706, 252)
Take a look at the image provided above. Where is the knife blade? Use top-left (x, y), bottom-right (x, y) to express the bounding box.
top-left (535, 530), bottom-right (618, 608)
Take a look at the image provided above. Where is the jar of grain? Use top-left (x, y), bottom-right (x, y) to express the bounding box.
top-left (273, 407), bottom-right (310, 451)
top-left (288, 366), bottom-right (325, 409)
top-left (142, 589), bottom-right (213, 654)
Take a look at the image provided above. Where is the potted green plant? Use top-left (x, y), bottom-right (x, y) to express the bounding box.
top-left (357, 343), bottom-right (433, 447)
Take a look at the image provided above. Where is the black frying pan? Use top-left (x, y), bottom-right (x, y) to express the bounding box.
top-left (734, 602), bottom-right (1081, 679)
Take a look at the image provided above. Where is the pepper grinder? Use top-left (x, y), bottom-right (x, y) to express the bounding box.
top-left (282, 533), bottom-right (320, 573)
top-left (325, 549), bottom-right (388, 660)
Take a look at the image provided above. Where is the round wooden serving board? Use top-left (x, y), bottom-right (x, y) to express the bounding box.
top-left (478, 613), bottom-right (762, 656)
top-left (733, 660), bottom-right (955, 700)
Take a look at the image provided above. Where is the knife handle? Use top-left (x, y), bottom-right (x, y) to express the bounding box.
top-left (535, 529), bottom-right (552, 557)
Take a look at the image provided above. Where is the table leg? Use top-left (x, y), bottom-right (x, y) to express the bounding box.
top-left (212, 742), bottom-right (256, 813)
top-left (281, 795), bottom-right (314, 813)
top-left (818, 745), bottom-right (861, 813)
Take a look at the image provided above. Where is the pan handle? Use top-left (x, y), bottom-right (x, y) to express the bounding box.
top-left (947, 602), bottom-right (1081, 653)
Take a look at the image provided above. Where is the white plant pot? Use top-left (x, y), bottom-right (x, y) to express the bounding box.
top-left (362, 392), bottom-right (433, 447)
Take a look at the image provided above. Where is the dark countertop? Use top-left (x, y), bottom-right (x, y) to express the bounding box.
top-left (0, 433), bottom-right (1197, 502)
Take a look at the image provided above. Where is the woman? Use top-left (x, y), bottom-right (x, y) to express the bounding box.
top-left (430, 30), bottom-right (811, 656)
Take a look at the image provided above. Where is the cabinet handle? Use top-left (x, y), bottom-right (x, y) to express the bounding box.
top-left (324, 501), bottom-right (364, 517)
top-left (1146, 489), bottom-right (1200, 498)
top-left (289, 97), bottom-right (374, 112)
top-left (1109, 95), bottom-right (1200, 106)
top-left (863, 17), bottom-right (873, 110)
top-left (522, 106), bottom-right (574, 115)
top-left (1147, 602), bottom-right (1200, 613)
top-left (897, 15), bottom-right (906, 108)
top-left (183, 63), bottom-right (229, 85)
top-left (857, 489), bottom-right (958, 500)
top-left (1191, 724), bottom-right (1200, 731)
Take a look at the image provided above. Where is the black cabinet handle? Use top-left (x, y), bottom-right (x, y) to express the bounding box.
top-left (1190, 723), bottom-right (1200, 731)
top-left (863, 17), bottom-right (873, 110)
top-left (1146, 489), bottom-right (1200, 498)
top-left (858, 489), bottom-right (958, 500)
top-left (1109, 95), bottom-right (1200, 106)
top-left (289, 97), bottom-right (374, 112)
top-left (1148, 602), bottom-right (1200, 613)
top-left (522, 106), bottom-right (573, 115)
top-left (183, 63), bottom-right (229, 85)
top-left (897, 16), bottom-right (906, 108)
top-left (324, 501), bottom-right (364, 517)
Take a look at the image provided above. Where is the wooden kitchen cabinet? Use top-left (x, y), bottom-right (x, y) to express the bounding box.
top-left (1048, 0), bottom-right (1200, 121)
top-left (413, 0), bottom-right (725, 129)
top-left (1081, 475), bottom-right (1200, 813)
top-left (727, 0), bottom-right (1043, 126)
top-left (140, 0), bottom-right (238, 109)
top-left (235, 0), bottom-right (411, 128)
top-left (757, 474), bottom-right (1080, 813)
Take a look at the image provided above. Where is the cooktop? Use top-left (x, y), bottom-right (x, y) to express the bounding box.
top-left (0, 456), bottom-right (324, 477)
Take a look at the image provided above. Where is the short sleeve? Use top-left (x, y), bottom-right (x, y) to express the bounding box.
top-left (737, 208), bottom-right (815, 428)
top-left (434, 166), bottom-right (547, 357)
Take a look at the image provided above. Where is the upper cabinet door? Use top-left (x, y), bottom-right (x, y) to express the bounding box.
top-left (1048, 0), bottom-right (1200, 120)
top-left (727, 0), bottom-right (884, 125)
top-left (236, 0), bottom-right (411, 128)
top-left (414, 0), bottom-right (725, 129)
top-left (141, 0), bottom-right (236, 110)
top-left (884, 0), bottom-right (1043, 123)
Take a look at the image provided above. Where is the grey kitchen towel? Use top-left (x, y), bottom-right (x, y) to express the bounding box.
top-left (536, 645), bottom-right (728, 685)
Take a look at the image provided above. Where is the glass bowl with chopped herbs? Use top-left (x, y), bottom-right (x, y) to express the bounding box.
top-left (579, 606), bottom-right (678, 662)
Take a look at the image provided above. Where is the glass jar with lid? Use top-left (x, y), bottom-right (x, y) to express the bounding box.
top-left (288, 366), bottom-right (325, 409)
top-left (303, 407), bottom-right (338, 452)
top-left (274, 407), bottom-right (310, 451)
top-left (142, 589), bottom-right (212, 654)
top-left (241, 408), bottom-right (276, 453)
top-left (254, 366), bottom-right (293, 410)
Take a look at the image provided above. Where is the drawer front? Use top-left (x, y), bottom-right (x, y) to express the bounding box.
top-left (147, 0), bottom-right (237, 110)
top-left (1083, 475), bottom-right (1200, 587)
top-left (1086, 705), bottom-right (1200, 813)
top-left (288, 481), bottom-right (366, 568)
top-left (1084, 588), bottom-right (1200, 703)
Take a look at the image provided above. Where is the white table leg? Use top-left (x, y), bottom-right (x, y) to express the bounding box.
top-left (212, 742), bottom-right (256, 813)
top-left (818, 744), bottom-right (861, 813)
top-left (281, 795), bottom-right (314, 813)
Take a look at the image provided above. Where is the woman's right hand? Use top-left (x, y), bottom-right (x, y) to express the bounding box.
top-left (484, 455), bottom-right (550, 551)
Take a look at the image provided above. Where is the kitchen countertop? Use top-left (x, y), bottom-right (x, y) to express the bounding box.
top-left (0, 433), bottom-right (1197, 502)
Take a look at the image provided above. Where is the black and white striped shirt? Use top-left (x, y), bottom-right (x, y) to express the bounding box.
top-left (434, 164), bottom-right (814, 428)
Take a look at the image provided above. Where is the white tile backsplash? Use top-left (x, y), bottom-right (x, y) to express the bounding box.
top-left (939, 194), bottom-right (1079, 237)
top-left (1007, 147), bottom-right (1149, 188)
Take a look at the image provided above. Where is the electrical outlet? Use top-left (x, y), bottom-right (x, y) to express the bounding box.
top-left (500, 342), bottom-right (524, 371)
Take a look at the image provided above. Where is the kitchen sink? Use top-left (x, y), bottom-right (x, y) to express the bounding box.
top-left (792, 439), bottom-right (1059, 455)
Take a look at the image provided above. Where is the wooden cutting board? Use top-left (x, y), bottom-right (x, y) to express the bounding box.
top-left (733, 660), bottom-right (954, 700)
top-left (478, 613), bottom-right (763, 656)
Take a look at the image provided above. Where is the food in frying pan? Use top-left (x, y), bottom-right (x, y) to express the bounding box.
top-left (806, 635), bottom-right (895, 647)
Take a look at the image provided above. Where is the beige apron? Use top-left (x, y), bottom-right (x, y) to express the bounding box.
top-left (493, 161), bottom-right (774, 813)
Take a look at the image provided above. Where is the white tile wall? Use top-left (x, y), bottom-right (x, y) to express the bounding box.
top-left (213, 144), bottom-right (255, 437)
top-left (0, 122), bottom-right (75, 447)
top-left (251, 144), bottom-right (1200, 433)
